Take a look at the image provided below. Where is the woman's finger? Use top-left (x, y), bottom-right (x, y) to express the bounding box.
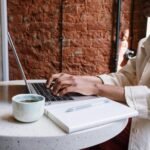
top-left (59, 86), bottom-right (77, 96)
top-left (52, 77), bottom-right (75, 95)
top-left (46, 73), bottom-right (62, 88)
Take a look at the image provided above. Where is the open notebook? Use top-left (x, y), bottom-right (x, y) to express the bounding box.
top-left (45, 97), bottom-right (138, 133)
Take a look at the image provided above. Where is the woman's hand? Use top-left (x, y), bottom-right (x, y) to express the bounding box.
top-left (46, 73), bottom-right (125, 103)
top-left (46, 73), bottom-right (102, 96)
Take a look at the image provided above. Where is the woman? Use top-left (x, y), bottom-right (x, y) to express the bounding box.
top-left (47, 35), bottom-right (150, 149)
top-left (46, 2), bottom-right (150, 150)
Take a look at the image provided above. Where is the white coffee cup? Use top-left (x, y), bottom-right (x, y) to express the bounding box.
top-left (12, 94), bottom-right (45, 122)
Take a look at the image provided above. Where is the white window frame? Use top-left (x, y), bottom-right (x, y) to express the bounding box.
top-left (146, 17), bottom-right (150, 37)
top-left (0, 2), bottom-right (2, 81)
top-left (0, 0), bottom-right (8, 81)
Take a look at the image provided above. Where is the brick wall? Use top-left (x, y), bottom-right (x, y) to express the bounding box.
top-left (131, 0), bottom-right (147, 50)
top-left (8, 0), bottom-right (61, 79)
top-left (8, 0), bottom-right (147, 80)
top-left (62, 0), bottom-right (114, 75)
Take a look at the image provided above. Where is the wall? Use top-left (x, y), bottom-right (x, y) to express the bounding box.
top-left (7, 0), bottom-right (147, 80)
top-left (8, 0), bottom-right (61, 79)
top-left (131, 0), bottom-right (147, 50)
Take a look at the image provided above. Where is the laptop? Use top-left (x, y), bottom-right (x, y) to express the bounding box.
top-left (8, 32), bottom-right (138, 133)
top-left (8, 32), bottom-right (96, 105)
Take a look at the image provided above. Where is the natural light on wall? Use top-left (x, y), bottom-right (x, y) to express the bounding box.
top-left (147, 17), bottom-right (150, 37)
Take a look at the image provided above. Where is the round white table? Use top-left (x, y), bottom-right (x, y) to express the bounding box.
top-left (0, 80), bottom-right (128, 150)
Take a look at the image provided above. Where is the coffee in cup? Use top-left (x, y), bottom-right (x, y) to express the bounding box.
top-left (12, 94), bottom-right (45, 122)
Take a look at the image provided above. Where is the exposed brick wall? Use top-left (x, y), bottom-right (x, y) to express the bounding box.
top-left (8, 0), bottom-right (61, 79)
top-left (62, 0), bottom-right (114, 75)
top-left (8, 0), bottom-right (147, 80)
top-left (131, 0), bottom-right (147, 50)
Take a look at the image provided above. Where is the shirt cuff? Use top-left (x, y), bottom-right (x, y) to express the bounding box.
top-left (125, 86), bottom-right (149, 118)
top-left (96, 76), bottom-right (104, 84)
top-left (98, 74), bottom-right (115, 85)
top-left (124, 86), bottom-right (136, 109)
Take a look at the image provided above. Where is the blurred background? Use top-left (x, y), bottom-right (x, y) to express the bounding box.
top-left (6, 0), bottom-right (148, 80)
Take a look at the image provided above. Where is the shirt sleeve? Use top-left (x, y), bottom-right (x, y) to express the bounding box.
top-left (98, 57), bottom-right (150, 119)
top-left (98, 56), bottom-right (137, 87)
top-left (125, 86), bottom-right (150, 119)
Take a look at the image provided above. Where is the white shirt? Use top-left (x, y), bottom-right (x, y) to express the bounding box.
top-left (99, 35), bottom-right (150, 150)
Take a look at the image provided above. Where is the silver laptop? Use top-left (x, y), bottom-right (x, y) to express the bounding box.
top-left (8, 32), bottom-right (96, 105)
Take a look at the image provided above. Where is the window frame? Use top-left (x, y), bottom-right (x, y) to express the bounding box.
top-left (0, 0), bottom-right (8, 81)
top-left (146, 17), bottom-right (150, 37)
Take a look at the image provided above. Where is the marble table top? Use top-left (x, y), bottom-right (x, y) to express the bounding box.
top-left (0, 80), bottom-right (128, 150)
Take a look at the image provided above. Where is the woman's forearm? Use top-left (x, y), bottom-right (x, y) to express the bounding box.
top-left (97, 84), bottom-right (126, 103)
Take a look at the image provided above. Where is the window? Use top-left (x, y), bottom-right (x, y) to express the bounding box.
top-left (146, 17), bottom-right (150, 37)
top-left (0, 4), bottom-right (2, 80)
top-left (0, 0), bottom-right (8, 81)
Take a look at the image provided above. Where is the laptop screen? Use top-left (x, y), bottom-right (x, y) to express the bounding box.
top-left (8, 32), bottom-right (31, 93)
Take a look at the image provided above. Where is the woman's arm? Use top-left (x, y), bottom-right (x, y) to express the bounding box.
top-left (97, 84), bottom-right (125, 103)
top-left (46, 73), bottom-right (126, 103)
top-left (99, 56), bottom-right (137, 87)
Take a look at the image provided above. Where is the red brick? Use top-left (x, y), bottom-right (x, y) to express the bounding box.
top-left (8, 0), bottom-right (147, 79)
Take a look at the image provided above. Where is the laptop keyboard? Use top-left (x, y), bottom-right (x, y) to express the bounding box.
top-left (31, 83), bottom-right (74, 103)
